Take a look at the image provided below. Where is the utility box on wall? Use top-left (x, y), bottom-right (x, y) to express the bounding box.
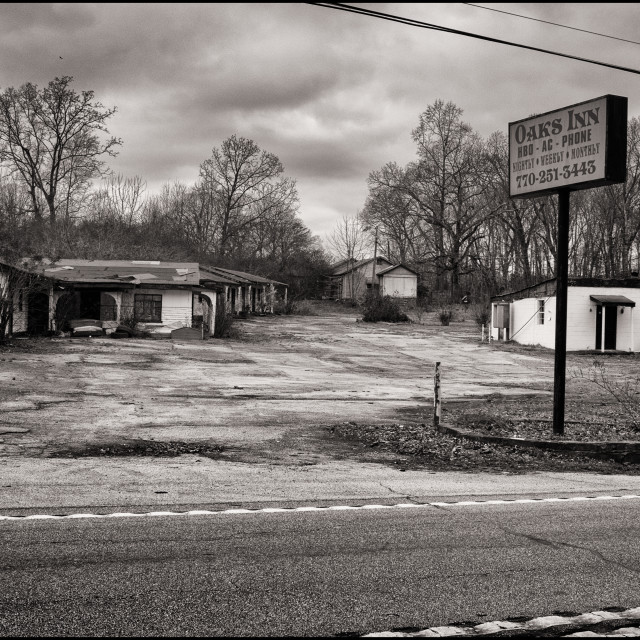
top-left (493, 303), bottom-right (510, 329)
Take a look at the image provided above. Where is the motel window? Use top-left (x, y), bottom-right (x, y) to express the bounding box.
top-left (134, 294), bottom-right (162, 322)
top-left (537, 299), bottom-right (545, 325)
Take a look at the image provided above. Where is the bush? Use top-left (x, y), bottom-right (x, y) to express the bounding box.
top-left (438, 306), bottom-right (453, 325)
top-left (473, 304), bottom-right (491, 327)
top-left (117, 306), bottom-right (149, 337)
top-left (571, 360), bottom-right (640, 425)
top-left (361, 292), bottom-right (410, 323)
top-left (273, 298), bottom-right (317, 315)
top-left (213, 311), bottom-right (240, 338)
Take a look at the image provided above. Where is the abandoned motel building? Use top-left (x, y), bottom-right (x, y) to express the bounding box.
top-left (0, 258), bottom-right (288, 340)
top-left (491, 276), bottom-right (640, 353)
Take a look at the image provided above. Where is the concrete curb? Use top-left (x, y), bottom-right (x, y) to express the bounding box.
top-left (363, 606), bottom-right (640, 637)
top-left (437, 423), bottom-right (640, 463)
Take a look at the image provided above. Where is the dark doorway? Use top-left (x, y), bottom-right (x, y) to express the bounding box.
top-left (79, 290), bottom-right (101, 319)
top-left (595, 305), bottom-right (618, 350)
top-left (27, 291), bottom-right (50, 334)
top-left (216, 290), bottom-right (225, 318)
top-left (55, 292), bottom-right (80, 331)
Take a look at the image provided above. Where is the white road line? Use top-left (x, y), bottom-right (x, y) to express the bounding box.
top-left (363, 607), bottom-right (640, 637)
top-left (0, 494), bottom-right (639, 521)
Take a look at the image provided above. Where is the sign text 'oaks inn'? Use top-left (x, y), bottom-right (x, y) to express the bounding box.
top-left (509, 95), bottom-right (627, 198)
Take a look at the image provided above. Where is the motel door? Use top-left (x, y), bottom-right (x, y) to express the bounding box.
top-left (595, 305), bottom-right (617, 351)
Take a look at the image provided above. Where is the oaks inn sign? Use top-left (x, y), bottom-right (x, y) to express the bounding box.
top-left (508, 94), bottom-right (627, 198)
top-left (507, 94), bottom-right (628, 435)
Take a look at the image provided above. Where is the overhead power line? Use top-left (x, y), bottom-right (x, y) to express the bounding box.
top-left (463, 3), bottom-right (640, 47)
top-left (307, 2), bottom-right (640, 76)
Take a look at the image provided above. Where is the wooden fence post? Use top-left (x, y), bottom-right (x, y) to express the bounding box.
top-left (434, 362), bottom-right (441, 429)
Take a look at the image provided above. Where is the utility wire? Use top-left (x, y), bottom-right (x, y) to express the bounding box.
top-left (307, 2), bottom-right (640, 76)
top-left (463, 3), bottom-right (640, 47)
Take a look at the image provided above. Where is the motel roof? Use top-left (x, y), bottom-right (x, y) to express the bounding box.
top-left (43, 259), bottom-right (201, 286)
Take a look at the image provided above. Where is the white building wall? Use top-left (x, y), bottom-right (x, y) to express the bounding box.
top-left (12, 289), bottom-right (27, 333)
top-left (566, 287), bottom-right (638, 352)
top-left (494, 286), bottom-right (640, 351)
top-left (494, 297), bottom-right (556, 348)
top-left (155, 289), bottom-right (192, 326)
top-left (125, 288), bottom-right (192, 327)
top-left (381, 275), bottom-right (417, 298)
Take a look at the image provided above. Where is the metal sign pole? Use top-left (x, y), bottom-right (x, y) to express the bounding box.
top-left (553, 189), bottom-right (570, 435)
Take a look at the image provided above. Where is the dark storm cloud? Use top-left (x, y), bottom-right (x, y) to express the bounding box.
top-left (1, 3), bottom-right (639, 236)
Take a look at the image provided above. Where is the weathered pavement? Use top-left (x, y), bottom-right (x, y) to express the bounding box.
top-left (0, 313), bottom-right (552, 456)
top-left (3, 456), bottom-right (640, 516)
top-left (0, 310), bottom-right (624, 515)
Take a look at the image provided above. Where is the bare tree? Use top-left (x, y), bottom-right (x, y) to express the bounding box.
top-left (363, 162), bottom-right (423, 264)
top-left (326, 213), bottom-right (370, 298)
top-left (326, 213), bottom-right (368, 264)
top-left (92, 174), bottom-right (147, 227)
top-left (0, 76), bottom-right (121, 224)
top-left (199, 135), bottom-right (295, 257)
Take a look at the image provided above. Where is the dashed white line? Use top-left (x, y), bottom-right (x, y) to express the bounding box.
top-left (0, 494), bottom-right (639, 521)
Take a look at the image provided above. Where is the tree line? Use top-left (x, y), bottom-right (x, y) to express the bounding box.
top-left (0, 76), bottom-right (330, 297)
top-left (329, 99), bottom-right (640, 302)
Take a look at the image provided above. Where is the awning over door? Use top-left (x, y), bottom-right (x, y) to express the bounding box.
top-left (590, 294), bottom-right (636, 307)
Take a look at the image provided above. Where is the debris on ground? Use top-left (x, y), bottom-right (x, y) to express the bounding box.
top-left (48, 440), bottom-right (226, 459)
top-left (329, 421), bottom-right (640, 474)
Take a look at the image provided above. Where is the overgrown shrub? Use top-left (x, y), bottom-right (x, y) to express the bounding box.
top-left (273, 298), bottom-right (317, 315)
top-left (118, 307), bottom-right (141, 331)
top-left (438, 306), bottom-right (453, 325)
top-left (473, 304), bottom-right (491, 327)
top-left (213, 311), bottom-right (240, 338)
top-left (361, 292), bottom-right (410, 323)
top-left (117, 306), bottom-right (152, 337)
top-left (571, 360), bottom-right (640, 424)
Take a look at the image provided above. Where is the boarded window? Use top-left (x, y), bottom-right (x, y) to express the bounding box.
top-left (537, 299), bottom-right (545, 325)
top-left (135, 294), bottom-right (162, 322)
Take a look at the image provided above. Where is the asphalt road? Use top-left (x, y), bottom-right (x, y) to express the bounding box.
top-left (1, 497), bottom-right (639, 637)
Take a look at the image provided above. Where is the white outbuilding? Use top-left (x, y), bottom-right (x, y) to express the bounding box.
top-left (376, 264), bottom-right (419, 298)
top-left (490, 277), bottom-right (640, 352)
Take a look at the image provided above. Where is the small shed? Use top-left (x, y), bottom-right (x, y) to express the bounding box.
top-left (377, 264), bottom-right (418, 298)
top-left (490, 277), bottom-right (640, 352)
top-left (325, 257), bottom-right (417, 300)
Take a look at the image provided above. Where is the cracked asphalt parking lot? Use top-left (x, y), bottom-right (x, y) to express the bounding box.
top-left (0, 310), bottom-right (554, 463)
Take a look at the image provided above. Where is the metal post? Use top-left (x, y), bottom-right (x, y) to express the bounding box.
top-left (434, 362), bottom-right (441, 429)
top-left (371, 227), bottom-right (378, 294)
top-left (482, 324), bottom-right (485, 342)
top-left (601, 307), bottom-right (606, 353)
top-left (553, 189), bottom-right (570, 436)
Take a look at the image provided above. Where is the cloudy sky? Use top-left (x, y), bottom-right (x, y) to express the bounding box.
top-left (1, 3), bottom-right (639, 240)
